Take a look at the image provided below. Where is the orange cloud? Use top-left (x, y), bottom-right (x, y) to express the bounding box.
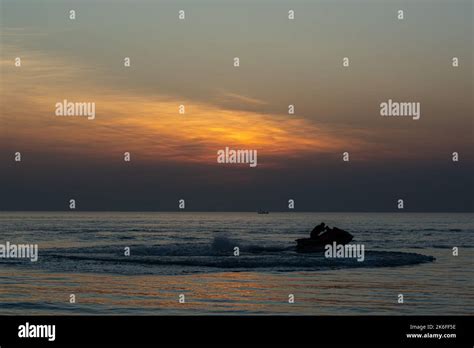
top-left (0, 47), bottom-right (369, 168)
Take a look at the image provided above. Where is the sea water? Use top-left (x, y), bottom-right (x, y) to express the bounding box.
top-left (0, 212), bottom-right (472, 315)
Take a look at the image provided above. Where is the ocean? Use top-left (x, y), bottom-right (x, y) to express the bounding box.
top-left (0, 212), bottom-right (472, 315)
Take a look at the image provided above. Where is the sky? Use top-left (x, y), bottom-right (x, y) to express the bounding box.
top-left (0, 0), bottom-right (472, 211)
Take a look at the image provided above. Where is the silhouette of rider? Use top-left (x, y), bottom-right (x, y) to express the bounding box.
top-left (310, 222), bottom-right (326, 239)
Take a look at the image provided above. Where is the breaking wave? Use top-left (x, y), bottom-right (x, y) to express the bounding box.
top-left (1, 236), bottom-right (436, 275)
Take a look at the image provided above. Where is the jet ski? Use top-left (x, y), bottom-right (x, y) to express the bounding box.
top-left (296, 227), bottom-right (353, 253)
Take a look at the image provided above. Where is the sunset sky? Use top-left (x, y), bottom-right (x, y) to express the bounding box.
top-left (1, 0), bottom-right (472, 211)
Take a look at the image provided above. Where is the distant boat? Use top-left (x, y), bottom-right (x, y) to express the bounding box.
top-left (257, 210), bottom-right (269, 214)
